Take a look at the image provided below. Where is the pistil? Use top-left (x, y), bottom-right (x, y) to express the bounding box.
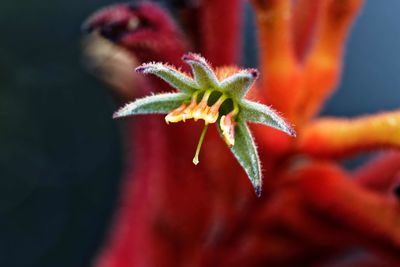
top-left (192, 123), bottom-right (209, 165)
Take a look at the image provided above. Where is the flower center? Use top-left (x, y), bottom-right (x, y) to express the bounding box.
top-left (165, 89), bottom-right (238, 125)
top-left (165, 89), bottom-right (239, 164)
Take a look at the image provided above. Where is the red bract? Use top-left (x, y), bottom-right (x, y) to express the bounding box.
top-left (83, 1), bottom-right (400, 266)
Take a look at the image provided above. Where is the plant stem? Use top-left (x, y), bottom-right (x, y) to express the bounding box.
top-left (193, 123), bottom-right (208, 165)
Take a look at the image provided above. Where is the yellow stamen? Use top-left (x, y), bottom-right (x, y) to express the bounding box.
top-left (165, 103), bottom-right (187, 123)
top-left (220, 111), bottom-right (237, 147)
top-left (204, 94), bottom-right (227, 124)
top-left (165, 91), bottom-right (235, 135)
top-left (181, 94), bottom-right (198, 121)
top-left (193, 90), bottom-right (212, 121)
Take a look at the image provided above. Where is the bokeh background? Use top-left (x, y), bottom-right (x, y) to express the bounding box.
top-left (0, 1), bottom-right (399, 266)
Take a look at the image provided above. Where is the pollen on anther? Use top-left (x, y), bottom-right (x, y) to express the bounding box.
top-left (165, 103), bottom-right (187, 123)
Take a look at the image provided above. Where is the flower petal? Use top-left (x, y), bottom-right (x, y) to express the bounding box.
top-left (182, 53), bottom-right (219, 88)
top-left (113, 92), bottom-right (188, 118)
top-left (136, 62), bottom-right (198, 93)
top-left (221, 117), bottom-right (262, 196)
top-left (241, 99), bottom-right (296, 136)
top-left (219, 69), bottom-right (259, 98)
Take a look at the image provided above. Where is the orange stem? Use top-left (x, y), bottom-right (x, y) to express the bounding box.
top-left (298, 111), bottom-right (400, 158)
top-left (296, 0), bottom-right (364, 124)
top-left (251, 0), bottom-right (302, 121)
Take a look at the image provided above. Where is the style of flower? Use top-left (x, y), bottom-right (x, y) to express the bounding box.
top-left (113, 52), bottom-right (295, 195)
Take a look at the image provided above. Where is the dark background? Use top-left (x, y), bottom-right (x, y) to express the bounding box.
top-left (0, 1), bottom-right (399, 266)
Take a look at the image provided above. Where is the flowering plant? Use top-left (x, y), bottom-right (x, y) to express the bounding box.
top-left (114, 52), bottom-right (295, 195)
top-left (83, 0), bottom-right (400, 266)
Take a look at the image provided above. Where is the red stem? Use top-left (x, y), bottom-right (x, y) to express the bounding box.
top-left (198, 0), bottom-right (243, 66)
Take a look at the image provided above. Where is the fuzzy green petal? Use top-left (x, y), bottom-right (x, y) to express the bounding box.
top-left (136, 63), bottom-right (198, 94)
top-left (113, 93), bottom-right (188, 118)
top-left (227, 118), bottom-right (262, 197)
top-left (241, 99), bottom-right (296, 136)
top-left (220, 69), bottom-right (259, 98)
top-left (182, 53), bottom-right (219, 88)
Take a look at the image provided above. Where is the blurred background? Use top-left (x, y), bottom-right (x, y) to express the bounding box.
top-left (0, 1), bottom-right (399, 266)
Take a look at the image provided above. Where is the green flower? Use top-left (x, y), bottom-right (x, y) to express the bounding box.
top-left (114, 53), bottom-right (295, 196)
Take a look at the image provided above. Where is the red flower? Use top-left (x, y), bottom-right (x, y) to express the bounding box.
top-left (83, 1), bottom-right (400, 266)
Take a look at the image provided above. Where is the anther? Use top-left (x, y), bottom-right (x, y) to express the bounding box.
top-left (204, 95), bottom-right (227, 124)
top-left (193, 91), bottom-right (211, 121)
top-left (165, 103), bottom-right (187, 123)
top-left (220, 111), bottom-right (237, 147)
top-left (182, 94), bottom-right (198, 121)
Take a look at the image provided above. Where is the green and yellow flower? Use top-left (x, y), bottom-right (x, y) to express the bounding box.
top-left (114, 53), bottom-right (295, 196)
